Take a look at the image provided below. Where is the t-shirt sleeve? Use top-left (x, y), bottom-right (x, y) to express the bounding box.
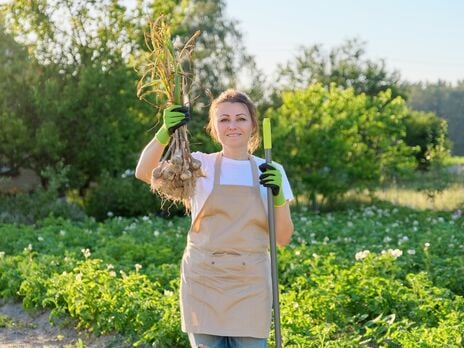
top-left (276, 162), bottom-right (294, 202)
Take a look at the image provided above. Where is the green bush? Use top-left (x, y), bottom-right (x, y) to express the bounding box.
top-left (83, 171), bottom-right (167, 220)
top-left (403, 110), bottom-right (450, 170)
top-left (269, 84), bottom-right (416, 207)
top-left (0, 164), bottom-right (86, 224)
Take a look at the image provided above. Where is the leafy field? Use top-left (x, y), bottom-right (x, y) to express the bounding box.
top-left (1, 204), bottom-right (463, 347)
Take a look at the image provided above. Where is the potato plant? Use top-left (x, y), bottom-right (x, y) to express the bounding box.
top-left (0, 204), bottom-right (463, 346)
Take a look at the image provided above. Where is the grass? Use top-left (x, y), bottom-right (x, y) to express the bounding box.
top-left (444, 156), bottom-right (464, 166)
top-left (296, 169), bottom-right (464, 212)
top-left (372, 184), bottom-right (464, 211)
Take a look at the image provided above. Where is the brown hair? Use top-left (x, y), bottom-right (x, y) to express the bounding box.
top-left (206, 89), bottom-right (260, 153)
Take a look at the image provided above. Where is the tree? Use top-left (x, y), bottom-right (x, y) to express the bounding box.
top-left (1, 0), bottom-right (262, 190)
top-left (406, 81), bottom-right (464, 155)
top-left (403, 110), bottom-right (450, 170)
top-left (268, 83), bottom-right (416, 208)
top-left (0, 22), bottom-right (36, 176)
top-left (276, 38), bottom-right (406, 100)
top-left (1, 0), bottom-right (157, 190)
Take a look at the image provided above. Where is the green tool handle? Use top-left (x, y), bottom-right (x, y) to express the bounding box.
top-left (263, 118), bottom-right (272, 150)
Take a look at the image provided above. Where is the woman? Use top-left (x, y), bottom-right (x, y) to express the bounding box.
top-left (135, 89), bottom-right (294, 348)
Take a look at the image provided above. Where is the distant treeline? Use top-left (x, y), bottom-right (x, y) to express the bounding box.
top-left (406, 81), bottom-right (464, 155)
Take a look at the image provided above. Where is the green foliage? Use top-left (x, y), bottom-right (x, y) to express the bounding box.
top-left (276, 38), bottom-right (406, 99)
top-left (403, 110), bottom-right (450, 170)
top-left (0, 24), bottom-right (37, 175)
top-left (0, 0), bottom-right (261, 193)
top-left (1, 205), bottom-right (464, 346)
top-left (1, 1), bottom-right (152, 190)
top-left (83, 171), bottom-right (164, 221)
top-left (0, 163), bottom-right (86, 224)
top-left (407, 81), bottom-right (464, 155)
top-left (269, 83), bottom-right (416, 207)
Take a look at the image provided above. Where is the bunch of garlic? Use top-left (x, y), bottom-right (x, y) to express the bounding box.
top-left (151, 126), bottom-right (203, 210)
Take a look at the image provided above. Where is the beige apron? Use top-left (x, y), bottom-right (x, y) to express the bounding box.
top-left (180, 152), bottom-right (272, 338)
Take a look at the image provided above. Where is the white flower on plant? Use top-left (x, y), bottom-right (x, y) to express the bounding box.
top-left (383, 236), bottom-right (392, 243)
top-left (135, 264), bottom-right (142, 272)
top-left (75, 273), bottom-right (83, 282)
top-left (38, 236), bottom-right (44, 242)
top-left (294, 250), bottom-right (301, 256)
top-left (0, 251), bottom-right (5, 258)
top-left (107, 211), bottom-right (114, 217)
top-left (413, 226), bottom-right (418, 232)
top-left (154, 230), bottom-right (160, 237)
top-left (355, 250), bottom-right (370, 261)
top-left (413, 220), bottom-right (419, 226)
top-left (438, 217), bottom-right (445, 223)
top-left (59, 230), bottom-right (66, 236)
top-left (347, 221), bottom-right (353, 227)
top-left (126, 223), bottom-right (136, 231)
top-left (107, 264), bottom-right (114, 270)
top-left (363, 208), bottom-right (375, 217)
top-left (382, 249), bottom-right (403, 259)
top-left (424, 242), bottom-right (430, 251)
top-left (81, 248), bottom-right (91, 258)
top-left (24, 244), bottom-right (33, 252)
top-left (121, 169), bottom-right (135, 178)
top-left (312, 253), bottom-right (319, 259)
top-left (120, 270), bottom-right (127, 278)
top-left (142, 216), bottom-right (150, 221)
top-left (451, 209), bottom-right (462, 220)
top-left (407, 249), bottom-right (416, 255)
top-left (164, 289), bottom-right (174, 296)
top-left (398, 236), bottom-right (409, 245)
top-left (109, 271), bottom-right (117, 277)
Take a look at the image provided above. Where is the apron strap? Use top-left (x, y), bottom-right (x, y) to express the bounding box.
top-left (213, 152), bottom-right (222, 188)
top-left (249, 156), bottom-right (260, 189)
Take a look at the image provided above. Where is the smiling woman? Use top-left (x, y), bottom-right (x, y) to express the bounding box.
top-left (135, 89), bottom-right (294, 347)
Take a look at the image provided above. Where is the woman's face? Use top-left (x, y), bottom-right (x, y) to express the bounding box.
top-left (214, 102), bottom-right (254, 151)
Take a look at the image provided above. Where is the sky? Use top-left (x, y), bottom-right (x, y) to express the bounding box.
top-left (224, 0), bottom-right (464, 84)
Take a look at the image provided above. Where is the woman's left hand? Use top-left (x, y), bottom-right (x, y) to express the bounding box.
top-left (259, 163), bottom-right (286, 207)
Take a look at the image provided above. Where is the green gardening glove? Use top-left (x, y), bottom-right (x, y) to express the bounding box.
top-left (259, 162), bottom-right (286, 207)
top-left (155, 105), bottom-right (190, 145)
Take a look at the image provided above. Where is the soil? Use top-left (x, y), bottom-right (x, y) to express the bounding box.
top-left (0, 302), bottom-right (129, 348)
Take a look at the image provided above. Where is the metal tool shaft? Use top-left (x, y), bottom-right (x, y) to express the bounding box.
top-left (265, 148), bottom-right (282, 348)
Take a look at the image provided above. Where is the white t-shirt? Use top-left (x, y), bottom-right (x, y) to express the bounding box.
top-left (190, 152), bottom-right (294, 222)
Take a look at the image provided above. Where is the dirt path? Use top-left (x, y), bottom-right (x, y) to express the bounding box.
top-left (0, 302), bottom-right (127, 348)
